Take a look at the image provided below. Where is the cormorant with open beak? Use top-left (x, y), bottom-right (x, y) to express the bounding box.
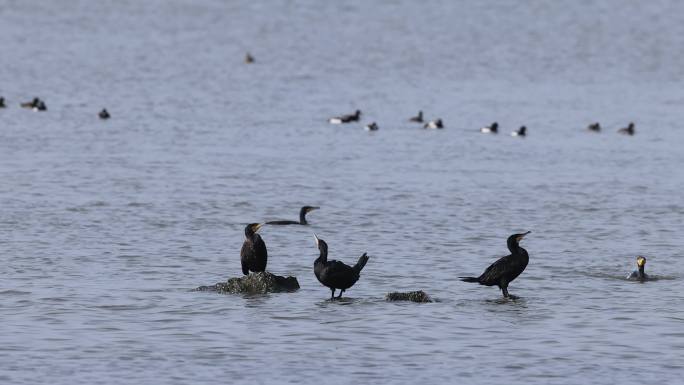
top-left (313, 234), bottom-right (369, 300)
top-left (460, 231), bottom-right (531, 298)
top-left (240, 223), bottom-right (267, 275)
top-left (266, 206), bottom-right (319, 225)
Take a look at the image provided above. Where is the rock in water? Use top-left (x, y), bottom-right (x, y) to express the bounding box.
top-left (385, 290), bottom-right (433, 303)
top-left (195, 272), bottom-right (299, 294)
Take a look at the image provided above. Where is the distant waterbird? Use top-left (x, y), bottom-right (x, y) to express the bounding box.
top-left (423, 118), bottom-right (443, 129)
top-left (460, 231), bottom-right (531, 298)
top-left (0, 97), bottom-right (5, 108)
top-left (266, 206), bottom-right (319, 225)
top-left (245, 52), bottom-right (254, 64)
top-left (587, 122), bottom-right (601, 132)
top-left (328, 110), bottom-right (361, 124)
top-left (240, 223), bottom-right (268, 275)
top-left (364, 122), bottom-right (379, 131)
top-left (480, 122), bottom-right (498, 134)
top-left (21, 97), bottom-right (46, 111)
top-left (511, 126), bottom-right (526, 137)
top-left (617, 122), bottom-right (635, 136)
top-left (98, 108), bottom-right (110, 119)
top-left (313, 234), bottom-right (369, 300)
top-left (409, 110), bottom-right (423, 123)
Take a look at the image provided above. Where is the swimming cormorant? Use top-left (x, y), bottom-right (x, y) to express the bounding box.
top-left (587, 122), bottom-right (601, 132)
top-left (266, 206), bottom-right (319, 225)
top-left (329, 110), bottom-right (361, 124)
top-left (481, 122), bottom-right (498, 134)
top-left (460, 231), bottom-right (531, 298)
top-left (409, 111), bottom-right (423, 123)
top-left (313, 234), bottom-right (369, 300)
top-left (618, 122), bottom-right (635, 135)
top-left (424, 119), bottom-right (443, 129)
top-left (99, 109), bottom-right (110, 119)
top-left (240, 223), bottom-right (267, 275)
top-left (627, 256), bottom-right (648, 281)
top-left (511, 126), bottom-right (526, 137)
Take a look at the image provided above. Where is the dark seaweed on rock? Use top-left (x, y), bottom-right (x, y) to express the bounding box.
top-left (195, 272), bottom-right (300, 294)
top-left (385, 290), bottom-right (433, 303)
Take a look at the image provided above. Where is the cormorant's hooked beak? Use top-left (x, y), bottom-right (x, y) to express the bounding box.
top-left (308, 206), bottom-right (320, 212)
top-left (516, 231), bottom-right (531, 242)
top-left (637, 256), bottom-right (646, 267)
top-left (313, 233), bottom-right (320, 247)
top-left (253, 223), bottom-right (264, 232)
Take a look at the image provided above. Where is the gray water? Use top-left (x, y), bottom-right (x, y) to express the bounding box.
top-left (2, 1), bottom-right (684, 384)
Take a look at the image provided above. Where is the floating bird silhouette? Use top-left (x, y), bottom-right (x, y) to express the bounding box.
top-left (423, 118), bottom-right (443, 129)
top-left (328, 110), bottom-right (361, 124)
top-left (409, 110), bottom-right (423, 123)
top-left (627, 256), bottom-right (648, 281)
top-left (245, 52), bottom-right (254, 64)
top-left (364, 122), bottom-right (379, 131)
top-left (511, 126), bottom-right (526, 137)
top-left (618, 122), bottom-right (635, 135)
top-left (266, 206), bottom-right (319, 225)
top-left (460, 231), bottom-right (531, 298)
top-left (240, 223), bottom-right (267, 275)
top-left (481, 122), bottom-right (498, 134)
top-left (21, 97), bottom-right (46, 111)
top-left (313, 234), bottom-right (369, 300)
top-left (0, 97), bottom-right (5, 108)
top-left (587, 122), bottom-right (601, 132)
top-left (99, 109), bottom-right (110, 119)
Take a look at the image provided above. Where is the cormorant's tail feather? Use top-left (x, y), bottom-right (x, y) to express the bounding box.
top-left (460, 277), bottom-right (480, 283)
top-left (354, 253), bottom-right (369, 274)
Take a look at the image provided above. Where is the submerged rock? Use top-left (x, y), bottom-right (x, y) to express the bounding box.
top-left (385, 290), bottom-right (433, 303)
top-left (195, 272), bottom-right (300, 294)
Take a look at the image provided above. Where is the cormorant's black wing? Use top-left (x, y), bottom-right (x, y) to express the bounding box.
top-left (240, 240), bottom-right (252, 275)
top-left (320, 260), bottom-right (356, 288)
top-left (478, 254), bottom-right (514, 285)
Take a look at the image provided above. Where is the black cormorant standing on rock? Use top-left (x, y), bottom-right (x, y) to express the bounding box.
top-left (313, 234), bottom-right (369, 300)
top-left (627, 256), bottom-right (648, 281)
top-left (329, 110), bottom-right (361, 124)
top-left (460, 231), bottom-right (531, 298)
top-left (240, 223), bottom-right (267, 275)
top-left (618, 122), bottom-right (635, 135)
top-left (409, 111), bottom-right (423, 123)
top-left (267, 206), bottom-right (319, 225)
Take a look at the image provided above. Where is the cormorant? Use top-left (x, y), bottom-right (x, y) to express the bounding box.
top-left (313, 234), bottom-right (369, 300)
top-left (409, 111), bottom-right (423, 123)
top-left (460, 231), bottom-right (531, 298)
top-left (266, 206), bottom-right (319, 225)
top-left (511, 126), bottom-right (526, 137)
top-left (424, 118), bottom-right (443, 129)
top-left (99, 109), bottom-right (110, 119)
top-left (240, 223), bottom-right (267, 275)
top-left (481, 122), bottom-right (498, 134)
top-left (0, 97), bottom-right (5, 108)
top-left (365, 122), bottom-right (379, 131)
top-left (245, 52), bottom-right (254, 64)
top-left (627, 256), bottom-right (648, 281)
top-left (618, 122), bottom-right (635, 135)
top-left (587, 122), bottom-right (601, 132)
top-left (329, 110), bottom-right (361, 124)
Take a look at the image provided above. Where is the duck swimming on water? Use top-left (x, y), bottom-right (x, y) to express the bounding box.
top-left (627, 256), bottom-right (648, 281)
top-left (99, 109), bottom-right (110, 119)
top-left (460, 231), bottom-right (531, 298)
top-left (240, 223), bottom-right (267, 275)
top-left (266, 206), bottom-right (319, 225)
top-left (618, 122), bottom-right (635, 135)
top-left (329, 110), bottom-right (361, 124)
top-left (480, 122), bottom-right (498, 134)
top-left (424, 118), bottom-right (443, 129)
top-left (587, 122), bottom-right (601, 132)
top-left (364, 122), bottom-right (379, 131)
top-left (313, 234), bottom-right (369, 300)
top-left (0, 97), bottom-right (5, 108)
top-left (511, 126), bottom-right (526, 137)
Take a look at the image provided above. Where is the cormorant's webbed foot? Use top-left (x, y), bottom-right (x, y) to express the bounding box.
top-left (336, 290), bottom-right (344, 299)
